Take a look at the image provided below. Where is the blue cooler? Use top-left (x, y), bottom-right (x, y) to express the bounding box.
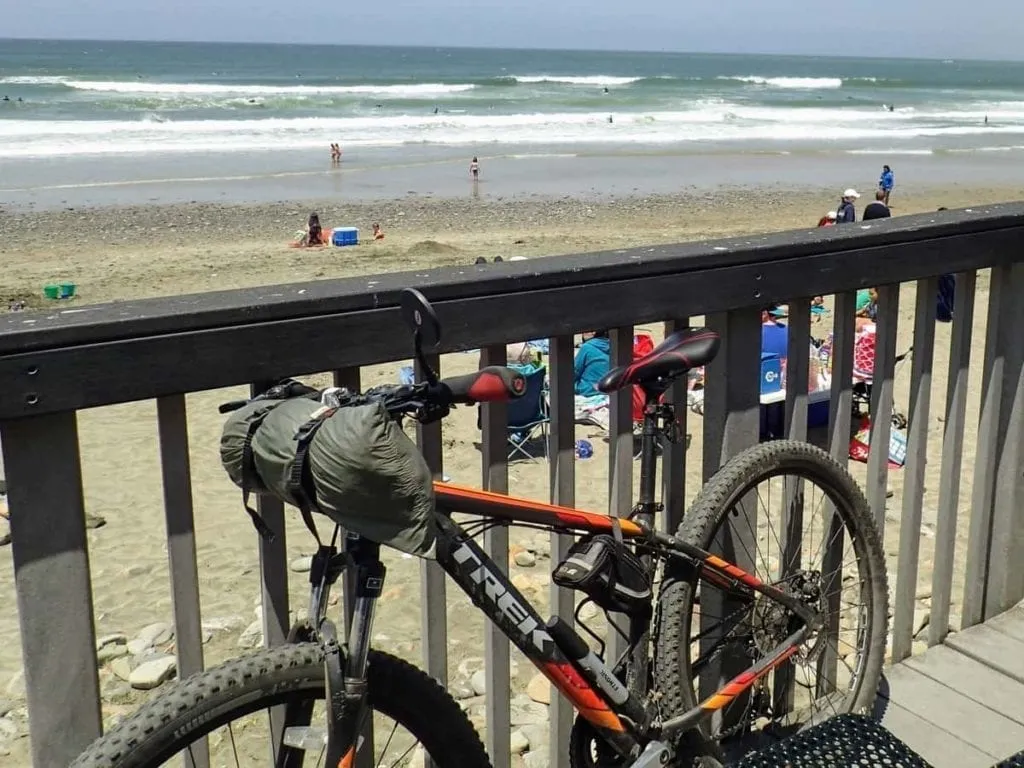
top-left (760, 353), bottom-right (783, 395)
top-left (331, 227), bottom-right (359, 247)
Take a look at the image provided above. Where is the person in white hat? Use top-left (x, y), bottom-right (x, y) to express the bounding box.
top-left (837, 188), bottom-right (860, 223)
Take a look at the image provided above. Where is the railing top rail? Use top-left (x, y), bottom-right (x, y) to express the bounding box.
top-left (1, 203), bottom-right (1021, 356)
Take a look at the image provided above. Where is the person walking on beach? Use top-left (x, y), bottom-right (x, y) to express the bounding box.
top-left (879, 165), bottom-right (894, 205)
top-left (470, 156), bottom-right (480, 180)
top-left (862, 189), bottom-right (891, 221)
top-left (837, 189), bottom-right (860, 223)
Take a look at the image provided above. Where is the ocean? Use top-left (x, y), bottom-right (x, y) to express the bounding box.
top-left (3, 39), bottom-right (1024, 159)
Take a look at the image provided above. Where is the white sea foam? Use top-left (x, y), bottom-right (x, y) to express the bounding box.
top-left (719, 76), bottom-right (844, 89)
top-left (7, 78), bottom-right (478, 97)
top-left (2, 101), bottom-right (1023, 158)
top-left (511, 75), bottom-right (643, 86)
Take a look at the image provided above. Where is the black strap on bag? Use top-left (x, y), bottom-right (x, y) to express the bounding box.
top-left (241, 414), bottom-right (277, 542)
top-left (287, 406), bottom-right (339, 548)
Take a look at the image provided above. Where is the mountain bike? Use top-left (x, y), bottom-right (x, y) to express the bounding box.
top-left (72, 289), bottom-right (888, 768)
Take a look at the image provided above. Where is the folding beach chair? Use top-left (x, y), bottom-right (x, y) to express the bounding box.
top-left (505, 365), bottom-right (549, 461)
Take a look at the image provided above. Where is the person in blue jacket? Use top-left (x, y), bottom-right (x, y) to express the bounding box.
top-left (879, 165), bottom-right (894, 205)
top-left (574, 330), bottom-right (611, 396)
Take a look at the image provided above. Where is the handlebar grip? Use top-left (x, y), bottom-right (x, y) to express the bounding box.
top-left (441, 367), bottom-right (527, 404)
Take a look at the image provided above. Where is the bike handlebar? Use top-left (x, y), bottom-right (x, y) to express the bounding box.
top-left (439, 366), bottom-right (527, 404)
top-left (219, 366), bottom-right (527, 420)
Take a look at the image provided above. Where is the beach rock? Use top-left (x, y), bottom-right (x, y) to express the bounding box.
top-left (126, 638), bottom-right (152, 656)
top-left (129, 656), bottom-right (177, 690)
top-left (109, 657), bottom-right (134, 682)
top-left (96, 633), bottom-right (128, 651)
top-left (238, 619), bottom-right (264, 649)
top-left (0, 700), bottom-right (12, 719)
top-left (514, 551), bottom-right (537, 568)
top-left (100, 678), bottom-right (134, 705)
top-left (913, 610), bottom-right (930, 639)
top-left (470, 670), bottom-right (488, 696)
top-left (202, 629), bottom-right (214, 644)
top-left (577, 601), bottom-right (600, 622)
top-left (138, 622), bottom-right (173, 649)
top-left (511, 694), bottom-right (548, 726)
top-left (290, 556), bottom-right (313, 573)
top-left (524, 749), bottom-right (549, 768)
top-left (520, 724), bottom-right (549, 756)
top-left (0, 717), bottom-right (17, 741)
top-left (510, 729), bottom-right (530, 754)
top-left (449, 683), bottom-right (475, 700)
top-left (526, 673), bottom-right (551, 705)
top-left (202, 615), bottom-right (245, 633)
top-left (97, 643), bottom-right (130, 664)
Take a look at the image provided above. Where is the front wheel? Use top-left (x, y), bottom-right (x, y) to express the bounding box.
top-left (71, 644), bottom-right (492, 768)
top-left (655, 440), bottom-right (888, 752)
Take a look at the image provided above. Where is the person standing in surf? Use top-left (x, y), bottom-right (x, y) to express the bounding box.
top-left (879, 165), bottom-right (894, 205)
top-left (470, 156), bottom-right (480, 179)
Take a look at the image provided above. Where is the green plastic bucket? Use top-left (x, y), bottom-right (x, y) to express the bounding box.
top-left (58, 282), bottom-right (77, 299)
top-left (43, 284), bottom-right (60, 300)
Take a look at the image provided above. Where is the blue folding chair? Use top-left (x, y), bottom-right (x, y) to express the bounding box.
top-left (506, 365), bottom-right (549, 461)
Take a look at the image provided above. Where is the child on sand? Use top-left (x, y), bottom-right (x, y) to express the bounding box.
top-left (372, 223), bottom-right (385, 240)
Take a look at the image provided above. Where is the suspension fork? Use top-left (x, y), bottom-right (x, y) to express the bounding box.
top-left (324, 534), bottom-right (386, 768)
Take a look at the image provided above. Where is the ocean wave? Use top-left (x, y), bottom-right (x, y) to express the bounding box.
top-left (3, 102), bottom-right (1023, 157)
top-left (718, 76), bottom-right (844, 89)
top-left (511, 75), bottom-right (643, 86)
top-left (0, 75), bottom-right (71, 85)
top-left (20, 78), bottom-right (478, 97)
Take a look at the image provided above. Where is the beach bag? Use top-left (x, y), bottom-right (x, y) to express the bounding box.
top-left (220, 389), bottom-right (436, 556)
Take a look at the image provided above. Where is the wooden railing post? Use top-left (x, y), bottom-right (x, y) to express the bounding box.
top-left (865, 284), bottom-right (900, 534)
top-left (892, 278), bottom-right (938, 663)
top-left (547, 334), bottom-right (576, 768)
top-left (1, 412), bottom-right (102, 767)
top-left (700, 308), bottom-right (761, 731)
top-left (606, 327), bottom-right (634, 664)
top-left (983, 263), bottom-right (1024, 615)
top-left (480, 344), bottom-right (511, 768)
top-left (156, 394), bottom-right (208, 768)
top-left (930, 271), bottom-right (976, 646)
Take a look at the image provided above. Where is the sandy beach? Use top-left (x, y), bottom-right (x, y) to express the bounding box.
top-left (0, 183), bottom-right (1019, 764)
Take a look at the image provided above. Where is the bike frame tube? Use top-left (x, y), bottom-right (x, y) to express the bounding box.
top-left (431, 492), bottom-right (823, 751)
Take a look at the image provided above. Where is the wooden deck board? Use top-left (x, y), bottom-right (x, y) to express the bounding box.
top-left (878, 699), bottom-right (994, 768)
top-left (881, 663), bottom-right (1024, 760)
top-left (986, 603), bottom-right (1024, 643)
top-left (904, 644), bottom-right (1024, 726)
top-left (946, 623), bottom-right (1024, 685)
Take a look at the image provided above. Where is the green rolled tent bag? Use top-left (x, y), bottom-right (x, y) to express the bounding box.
top-left (220, 395), bottom-right (437, 557)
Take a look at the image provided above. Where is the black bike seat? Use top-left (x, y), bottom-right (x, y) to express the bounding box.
top-left (597, 328), bottom-right (720, 393)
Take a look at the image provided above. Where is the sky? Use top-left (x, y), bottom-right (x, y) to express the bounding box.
top-left (1, 0), bottom-right (1022, 61)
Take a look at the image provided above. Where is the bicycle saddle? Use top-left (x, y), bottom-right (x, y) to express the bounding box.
top-left (597, 328), bottom-right (720, 393)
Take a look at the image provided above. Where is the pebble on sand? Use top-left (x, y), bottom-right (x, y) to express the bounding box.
top-left (526, 673), bottom-right (551, 704)
top-left (510, 729), bottom-right (530, 754)
top-left (290, 555), bottom-right (313, 573)
top-left (514, 550), bottom-right (537, 568)
top-left (470, 669), bottom-right (488, 696)
top-left (129, 656), bottom-right (177, 690)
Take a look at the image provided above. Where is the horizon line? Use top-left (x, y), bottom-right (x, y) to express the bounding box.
top-left (1, 35), bottom-right (1020, 66)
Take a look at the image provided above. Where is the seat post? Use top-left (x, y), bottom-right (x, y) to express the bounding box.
top-left (637, 389), bottom-right (661, 514)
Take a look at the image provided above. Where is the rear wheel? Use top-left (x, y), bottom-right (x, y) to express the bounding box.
top-left (655, 441), bottom-right (888, 756)
top-left (71, 644), bottom-right (492, 768)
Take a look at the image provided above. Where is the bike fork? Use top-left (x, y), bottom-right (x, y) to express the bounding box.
top-left (325, 535), bottom-right (385, 768)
